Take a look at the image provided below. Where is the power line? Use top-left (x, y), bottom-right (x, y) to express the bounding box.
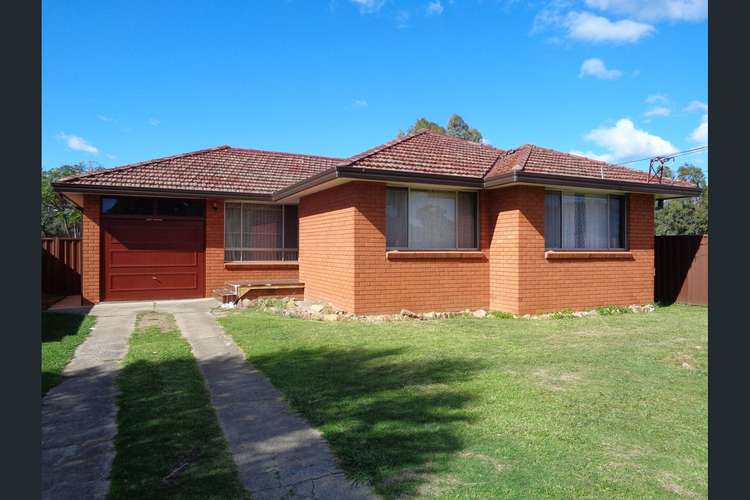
top-left (616, 146), bottom-right (708, 166)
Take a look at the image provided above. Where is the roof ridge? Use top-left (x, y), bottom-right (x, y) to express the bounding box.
top-left (515, 144), bottom-right (534, 171)
top-left (338, 129), bottom-right (430, 167)
top-left (227, 146), bottom-right (344, 162)
top-left (56, 145), bottom-right (232, 183)
top-left (423, 128), bottom-right (503, 153)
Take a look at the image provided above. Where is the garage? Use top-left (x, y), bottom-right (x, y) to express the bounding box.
top-left (102, 196), bottom-right (205, 301)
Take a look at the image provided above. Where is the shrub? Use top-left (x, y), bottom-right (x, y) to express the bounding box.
top-left (488, 311), bottom-right (514, 319)
top-left (550, 309), bottom-right (577, 320)
top-left (595, 304), bottom-right (632, 316)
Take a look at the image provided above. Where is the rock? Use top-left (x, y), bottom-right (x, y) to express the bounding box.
top-left (241, 298), bottom-right (251, 308)
top-left (323, 314), bottom-right (339, 322)
top-left (522, 314), bottom-right (531, 319)
top-left (681, 362), bottom-right (692, 369)
top-left (472, 309), bottom-right (487, 318)
top-left (400, 309), bottom-right (419, 318)
top-left (421, 312), bottom-right (436, 320)
top-left (310, 304), bottom-right (326, 313)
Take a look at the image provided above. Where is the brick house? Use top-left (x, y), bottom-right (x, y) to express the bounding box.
top-left (54, 130), bottom-right (700, 315)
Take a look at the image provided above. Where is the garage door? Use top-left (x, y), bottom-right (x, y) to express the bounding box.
top-left (103, 216), bottom-right (205, 301)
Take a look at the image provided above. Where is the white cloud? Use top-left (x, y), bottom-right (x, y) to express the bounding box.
top-left (97, 115), bottom-right (113, 122)
top-left (690, 113), bottom-right (707, 144)
top-left (645, 93), bottom-right (668, 104)
top-left (582, 118), bottom-right (677, 161)
top-left (644, 106), bottom-right (671, 117)
top-left (566, 11), bottom-right (654, 43)
top-left (684, 100), bottom-right (707, 113)
top-left (353, 99), bottom-right (368, 108)
top-left (395, 10), bottom-right (410, 28)
top-left (57, 132), bottom-right (99, 154)
top-left (351, 0), bottom-right (386, 14)
top-left (579, 58), bottom-right (623, 79)
top-left (426, 1), bottom-right (444, 15)
top-left (148, 118), bottom-right (161, 126)
top-left (584, 0), bottom-right (707, 22)
top-left (570, 149), bottom-right (614, 162)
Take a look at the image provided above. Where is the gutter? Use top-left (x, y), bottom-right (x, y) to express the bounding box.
top-left (483, 171), bottom-right (702, 197)
top-left (51, 182), bottom-right (274, 202)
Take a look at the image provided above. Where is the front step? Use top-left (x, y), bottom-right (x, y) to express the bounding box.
top-left (212, 287), bottom-right (237, 304)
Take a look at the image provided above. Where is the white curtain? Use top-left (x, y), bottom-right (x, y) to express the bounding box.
top-left (409, 190), bottom-right (456, 249)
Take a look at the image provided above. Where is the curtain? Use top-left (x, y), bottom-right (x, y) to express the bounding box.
top-left (544, 191), bottom-right (561, 248)
top-left (457, 192), bottom-right (477, 248)
top-left (609, 196), bottom-right (625, 248)
top-left (561, 193), bottom-right (577, 248)
top-left (386, 188), bottom-right (408, 248)
top-left (583, 194), bottom-right (608, 249)
top-left (224, 202), bottom-right (242, 261)
top-left (242, 204), bottom-right (283, 260)
top-left (409, 190), bottom-right (456, 249)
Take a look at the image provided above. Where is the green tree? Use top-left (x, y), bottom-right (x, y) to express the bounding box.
top-left (446, 114), bottom-right (482, 143)
top-left (400, 114), bottom-right (483, 143)
top-left (654, 164), bottom-right (708, 235)
top-left (41, 163), bottom-right (87, 237)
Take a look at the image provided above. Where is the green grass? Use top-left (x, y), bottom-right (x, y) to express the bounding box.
top-left (220, 304), bottom-right (707, 499)
top-left (42, 312), bottom-right (95, 395)
top-left (108, 312), bottom-right (248, 500)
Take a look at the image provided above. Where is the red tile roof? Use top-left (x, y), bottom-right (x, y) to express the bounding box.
top-left (485, 143), bottom-right (696, 188)
top-left (55, 130), bottom-right (699, 197)
top-left (339, 129), bottom-right (505, 178)
top-left (57, 145), bottom-right (342, 195)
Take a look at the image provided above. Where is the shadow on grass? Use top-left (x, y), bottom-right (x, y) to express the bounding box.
top-left (42, 312), bottom-right (93, 395)
top-left (246, 346), bottom-right (483, 497)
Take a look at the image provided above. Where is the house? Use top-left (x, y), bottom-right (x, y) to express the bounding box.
top-left (53, 129), bottom-right (700, 315)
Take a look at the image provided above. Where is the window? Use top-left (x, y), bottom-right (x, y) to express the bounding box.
top-left (386, 188), bottom-right (478, 250)
top-left (101, 196), bottom-right (204, 217)
top-left (224, 203), bottom-right (298, 261)
top-left (544, 191), bottom-right (626, 250)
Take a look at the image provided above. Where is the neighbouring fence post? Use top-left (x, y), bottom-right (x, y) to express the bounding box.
top-left (654, 235), bottom-right (708, 305)
top-left (42, 238), bottom-right (82, 296)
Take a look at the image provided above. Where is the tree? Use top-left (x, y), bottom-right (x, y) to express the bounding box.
top-left (654, 164), bottom-right (708, 235)
top-left (446, 114), bottom-right (482, 143)
top-left (41, 163), bottom-right (87, 237)
top-left (399, 114), bottom-right (483, 143)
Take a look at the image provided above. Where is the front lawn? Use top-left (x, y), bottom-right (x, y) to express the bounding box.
top-left (41, 312), bottom-right (95, 396)
top-left (109, 312), bottom-right (247, 500)
top-left (220, 304), bottom-right (707, 499)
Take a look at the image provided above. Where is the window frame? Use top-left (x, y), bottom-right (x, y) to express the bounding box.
top-left (223, 201), bottom-right (299, 262)
top-left (544, 189), bottom-right (628, 251)
top-left (386, 187), bottom-right (480, 251)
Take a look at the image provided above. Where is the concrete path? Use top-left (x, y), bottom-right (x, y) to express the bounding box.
top-left (41, 304), bottom-right (137, 500)
top-left (42, 298), bottom-right (373, 500)
top-left (174, 301), bottom-right (374, 499)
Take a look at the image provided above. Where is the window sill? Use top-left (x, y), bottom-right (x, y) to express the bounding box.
top-left (386, 250), bottom-right (486, 260)
top-left (224, 261), bottom-right (299, 268)
top-left (545, 251), bottom-right (633, 260)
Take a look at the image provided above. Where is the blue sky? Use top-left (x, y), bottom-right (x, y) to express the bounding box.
top-left (42, 0), bottom-right (707, 174)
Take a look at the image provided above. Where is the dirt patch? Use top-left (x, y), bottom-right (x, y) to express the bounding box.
top-left (136, 311), bottom-right (177, 331)
top-left (656, 472), bottom-right (699, 498)
top-left (602, 443), bottom-right (646, 472)
top-left (384, 463), bottom-right (463, 498)
top-left (531, 368), bottom-right (582, 391)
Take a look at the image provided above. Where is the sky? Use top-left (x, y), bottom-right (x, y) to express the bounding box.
top-left (42, 0), bottom-right (708, 175)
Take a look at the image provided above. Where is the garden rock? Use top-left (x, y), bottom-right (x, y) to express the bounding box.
top-left (472, 309), bottom-right (487, 318)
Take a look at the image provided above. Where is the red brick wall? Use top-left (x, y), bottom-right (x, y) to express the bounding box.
top-left (487, 186), bottom-right (654, 314)
top-left (204, 198), bottom-right (299, 296)
top-left (298, 184), bottom-right (358, 311)
top-left (81, 194), bottom-right (101, 304)
top-left (299, 182), bottom-right (490, 314)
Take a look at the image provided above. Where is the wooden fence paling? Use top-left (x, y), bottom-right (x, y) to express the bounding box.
top-left (654, 235), bottom-right (708, 306)
top-left (42, 238), bottom-right (82, 295)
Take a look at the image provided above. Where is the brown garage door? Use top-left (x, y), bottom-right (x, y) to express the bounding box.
top-left (103, 216), bottom-right (205, 301)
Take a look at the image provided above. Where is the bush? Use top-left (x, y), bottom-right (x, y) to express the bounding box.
top-left (550, 309), bottom-right (577, 320)
top-left (488, 311), bottom-right (513, 319)
top-left (595, 305), bottom-right (632, 316)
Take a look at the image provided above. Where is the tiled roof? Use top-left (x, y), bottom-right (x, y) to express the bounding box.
top-left (486, 143), bottom-right (696, 188)
top-left (55, 130), bottom-right (699, 197)
top-left (57, 145), bottom-right (342, 195)
top-left (339, 129), bottom-right (505, 178)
